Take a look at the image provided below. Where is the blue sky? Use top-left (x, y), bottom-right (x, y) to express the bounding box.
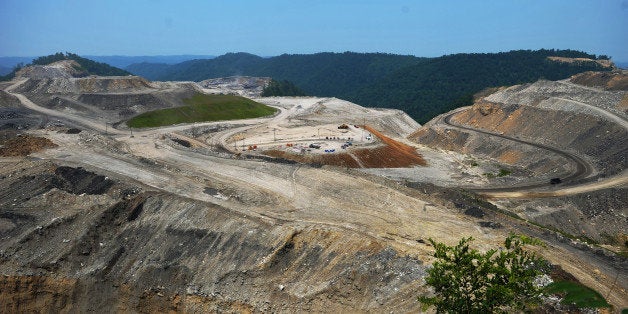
top-left (1, 0), bottom-right (627, 61)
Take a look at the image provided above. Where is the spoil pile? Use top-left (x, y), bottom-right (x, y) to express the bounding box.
top-left (0, 134), bottom-right (57, 156)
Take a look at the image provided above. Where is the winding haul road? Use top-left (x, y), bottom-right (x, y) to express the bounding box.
top-left (4, 77), bottom-right (628, 308)
top-left (5, 77), bottom-right (627, 199)
top-left (440, 104), bottom-right (627, 198)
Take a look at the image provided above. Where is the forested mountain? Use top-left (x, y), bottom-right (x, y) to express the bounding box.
top-left (125, 62), bottom-right (174, 80)
top-left (128, 52), bottom-right (426, 96)
top-left (85, 55), bottom-right (215, 68)
top-left (127, 49), bottom-right (611, 123)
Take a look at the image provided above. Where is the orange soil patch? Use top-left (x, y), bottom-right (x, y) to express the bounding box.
top-left (495, 107), bottom-right (524, 133)
top-left (497, 150), bottom-right (522, 164)
top-left (0, 135), bottom-right (58, 157)
top-left (264, 125), bottom-right (426, 168)
top-left (451, 102), bottom-right (507, 132)
top-left (265, 149), bottom-right (360, 168)
top-left (450, 103), bottom-right (527, 136)
top-left (0, 276), bottom-right (77, 313)
top-left (361, 126), bottom-right (426, 167)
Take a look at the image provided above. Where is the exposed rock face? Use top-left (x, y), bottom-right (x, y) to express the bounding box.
top-left (569, 70), bottom-right (628, 91)
top-left (15, 60), bottom-right (87, 79)
top-left (2, 65), bottom-right (627, 311)
top-left (411, 74), bottom-right (628, 245)
top-left (494, 187), bottom-right (628, 244)
top-left (14, 76), bottom-right (156, 95)
top-left (547, 56), bottom-right (614, 69)
top-left (199, 76), bottom-right (271, 97)
top-left (450, 101), bottom-right (627, 177)
top-left (11, 63), bottom-right (200, 121)
top-left (75, 76), bottom-right (155, 93)
top-left (0, 161), bottom-right (427, 312)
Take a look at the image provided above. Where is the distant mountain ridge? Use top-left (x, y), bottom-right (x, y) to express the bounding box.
top-left (86, 55), bottom-right (215, 69)
top-left (126, 49), bottom-right (612, 123)
top-left (128, 52), bottom-right (426, 97)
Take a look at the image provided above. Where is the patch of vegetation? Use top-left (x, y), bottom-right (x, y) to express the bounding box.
top-left (484, 168), bottom-right (512, 178)
top-left (261, 79), bottom-right (307, 96)
top-left (419, 234), bottom-right (550, 313)
top-left (498, 168), bottom-right (512, 177)
top-left (545, 281), bottom-right (610, 309)
top-left (127, 93), bottom-right (277, 128)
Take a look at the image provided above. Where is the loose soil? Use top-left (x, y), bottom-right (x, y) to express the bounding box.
top-left (264, 125), bottom-right (426, 168)
top-left (0, 134), bottom-right (57, 156)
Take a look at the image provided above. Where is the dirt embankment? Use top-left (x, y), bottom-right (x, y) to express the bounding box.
top-left (450, 101), bottom-right (627, 176)
top-left (265, 125), bottom-right (426, 168)
top-left (410, 119), bottom-right (572, 177)
top-left (547, 56), bottom-right (614, 69)
top-left (569, 71), bottom-right (628, 91)
top-left (75, 76), bottom-right (154, 93)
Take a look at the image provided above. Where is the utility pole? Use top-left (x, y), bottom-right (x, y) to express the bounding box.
top-left (273, 128), bottom-right (277, 142)
top-left (130, 127), bottom-right (133, 137)
top-left (105, 122), bottom-right (108, 135)
top-left (362, 117), bottom-right (366, 141)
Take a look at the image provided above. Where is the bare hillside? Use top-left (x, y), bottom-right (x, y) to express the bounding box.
top-left (411, 73), bottom-right (627, 247)
top-left (1, 66), bottom-right (626, 311)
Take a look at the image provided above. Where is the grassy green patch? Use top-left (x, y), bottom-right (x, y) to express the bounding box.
top-left (127, 93), bottom-right (277, 128)
top-left (545, 281), bottom-right (610, 308)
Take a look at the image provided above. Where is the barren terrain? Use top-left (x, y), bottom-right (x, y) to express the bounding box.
top-left (0, 64), bottom-right (626, 312)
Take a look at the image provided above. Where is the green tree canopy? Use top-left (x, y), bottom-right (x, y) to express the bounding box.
top-left (419, 234), bottom-right (550, 313)
top-left (261, 79), bottom-right (307, 97)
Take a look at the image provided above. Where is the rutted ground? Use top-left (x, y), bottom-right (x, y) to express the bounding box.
top-left (1, 65), bottom-right (627, 311)
top-left (412, 72), bottom-right (628, 252)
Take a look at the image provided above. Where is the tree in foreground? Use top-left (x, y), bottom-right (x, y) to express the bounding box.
top-left (419, 234), bottom-right (550, 313)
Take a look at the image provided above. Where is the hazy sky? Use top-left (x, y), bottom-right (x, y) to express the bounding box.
top-left (1, 0), bottom-right (627, 61)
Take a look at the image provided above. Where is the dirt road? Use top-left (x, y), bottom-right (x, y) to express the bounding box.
top-left (440, 106), bottom-right (627, 198)
top-left (4, 78), bottom-right (627, 308)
